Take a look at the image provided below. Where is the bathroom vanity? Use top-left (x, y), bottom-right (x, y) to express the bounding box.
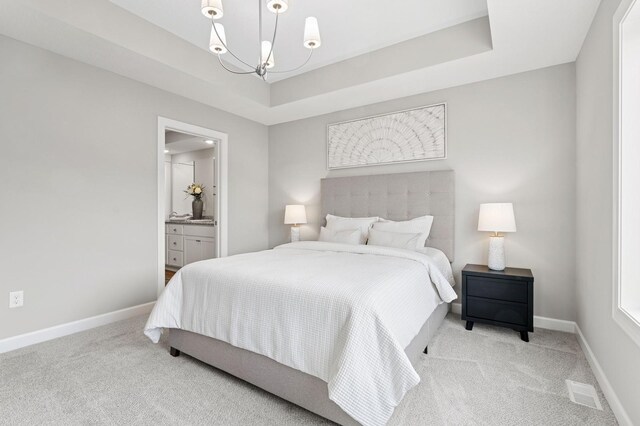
top-left (166, 220), bottom-right (215, 268)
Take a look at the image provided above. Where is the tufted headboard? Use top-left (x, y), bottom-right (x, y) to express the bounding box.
top-left (320, 170), bottom-right (455, 261)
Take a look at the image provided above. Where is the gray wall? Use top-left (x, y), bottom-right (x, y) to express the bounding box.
top-left (0, 35), bottom-right (269, 340)
top-left (269, 64), bottom-right (577, 321)
top-left (576, 0), bottom-right (640, 423)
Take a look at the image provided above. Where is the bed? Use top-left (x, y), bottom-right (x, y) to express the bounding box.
top-left (145, 170), bottom-right (456, 426)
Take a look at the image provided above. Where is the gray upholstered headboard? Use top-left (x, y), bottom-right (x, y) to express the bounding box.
top-left (321, 170), bottom-right (455, 261)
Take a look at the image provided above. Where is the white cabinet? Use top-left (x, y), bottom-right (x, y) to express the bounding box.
top-left (166, 224), bottom-right (215, 268)
top-left (184, 236), bottom-right (215, 265)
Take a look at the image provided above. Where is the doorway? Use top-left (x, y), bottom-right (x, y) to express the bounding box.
top-left (157, 117), bottom-right (228, 296)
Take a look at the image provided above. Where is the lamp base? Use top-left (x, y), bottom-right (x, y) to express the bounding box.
top-left (290, 226), bottom-right (300, 242)
top-left (488, 236), bottom-right (506, 271)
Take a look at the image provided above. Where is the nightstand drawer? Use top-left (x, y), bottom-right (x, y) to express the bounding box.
top-left (466, 276), bottom-right (528, 303)
top-left (466, 296), bottom-right (528, 326)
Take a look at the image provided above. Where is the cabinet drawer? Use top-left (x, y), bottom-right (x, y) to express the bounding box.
top-left (466, 276), bottom-right (528, 303)
top-left (167, 250), bottom-right (184, 267)
top-left (183, 225), bottom-right (215, 238)
top-left (167, 234), bottom-right (183, 251)
top-left (166, 224), bottom-right (184, 235)
top-left (466, 296), bottom-right (527, 326)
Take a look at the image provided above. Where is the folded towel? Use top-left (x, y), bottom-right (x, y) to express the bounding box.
top-left (169, 214), bottom-right (192, 220)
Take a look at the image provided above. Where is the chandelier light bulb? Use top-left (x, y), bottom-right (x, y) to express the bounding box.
top-left (266, 0), bottom-right (288, 14)
top-left (303, 17), bottom-right (321, 49)
top-left (209, 23), bottom-right (228, 54)
top-left (261, 41), bottom-right (275, 68)
top-left (201, 0), bottom-right (224, 19)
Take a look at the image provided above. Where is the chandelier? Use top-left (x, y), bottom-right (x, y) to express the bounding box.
top-left (201, 0), bottom-right (322, 80)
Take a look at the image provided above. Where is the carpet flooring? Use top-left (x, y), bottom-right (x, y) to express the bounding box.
top-left (0, 313), bottom-right (617, 425)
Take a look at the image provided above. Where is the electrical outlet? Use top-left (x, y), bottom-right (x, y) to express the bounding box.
top-left (9, 291), bottom-right (23, 308)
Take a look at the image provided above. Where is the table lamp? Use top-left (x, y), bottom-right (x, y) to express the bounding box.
top-left (478, 203), bottom-right (516, 271)
top-left (284, 204), bottom-right (307, 242)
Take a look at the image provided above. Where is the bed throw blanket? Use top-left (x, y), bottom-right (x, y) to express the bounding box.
top-left (145, 242), bottom-right (457, 426)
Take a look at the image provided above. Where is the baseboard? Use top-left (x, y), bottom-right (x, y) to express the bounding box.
top-left (450, 302), bottom-right (576, 333)
top-left (0, 302), bottom-right (155, 354)
top-left (575, 324), bottom-right (632, 426)
top-left (532, 315), bottom-right (576, 333)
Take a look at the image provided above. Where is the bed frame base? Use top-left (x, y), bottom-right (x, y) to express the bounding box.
top-left (168, 302), bottom-right (449, 425)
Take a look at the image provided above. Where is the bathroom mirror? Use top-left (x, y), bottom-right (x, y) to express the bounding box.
top-left (164, 131), bottom-right (217, 219)
top-left (171, 161), bottom-right (195, 215)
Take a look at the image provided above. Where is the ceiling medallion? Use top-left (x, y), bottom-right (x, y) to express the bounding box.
top-left (201, 0), bottom-right (321, 80)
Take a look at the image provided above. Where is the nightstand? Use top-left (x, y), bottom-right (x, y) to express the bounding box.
top-left (461, 264), bottom-right (534, 342)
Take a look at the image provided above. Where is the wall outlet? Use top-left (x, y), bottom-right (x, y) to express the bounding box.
top-left (9, 291), bottom-right (24, 308)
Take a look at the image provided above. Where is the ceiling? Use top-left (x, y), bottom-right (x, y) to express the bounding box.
top-left (0, 0), bottom-right (601, 125)
top-left (110, 0), bottom-right (489, 82)
top-left (165, 131), bottom-right (217, 155)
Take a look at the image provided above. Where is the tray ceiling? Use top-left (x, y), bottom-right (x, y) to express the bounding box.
top-left (0, 0), bottom-right (601, 125)
top-left (110, 0), bottom-right (489, 82)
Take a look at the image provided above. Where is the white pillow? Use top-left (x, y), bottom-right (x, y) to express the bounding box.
top-left (367, 228), bottom-right (422, 251)
top-left (372, 215), bottom-right (434, 249)
top-left (318, 227), bottom-right (362, 245)
top-left (325, 214), bottom-right (379, 244)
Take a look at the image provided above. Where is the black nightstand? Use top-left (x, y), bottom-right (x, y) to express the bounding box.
top-left (461, 264), bottom-right (534, 342)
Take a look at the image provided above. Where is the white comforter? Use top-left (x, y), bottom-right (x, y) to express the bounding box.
top-left (145, 242), bottom-right (457, 426)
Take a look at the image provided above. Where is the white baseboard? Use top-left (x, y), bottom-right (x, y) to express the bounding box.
top-left (575, 324), bottom-right (632, 426)
top-left (532, 315), bottom-right (576, 333)
top-left (0, 302), bottom-right (155, 354)
top-left (450, 302), bottom-right (576, 333)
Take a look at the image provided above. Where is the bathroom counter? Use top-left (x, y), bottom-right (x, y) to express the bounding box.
top-left (165, 217), bottom-right (214, 226)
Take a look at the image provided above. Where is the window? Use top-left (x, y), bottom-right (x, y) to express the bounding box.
top-left (614, 0), bottom-right (640, 347)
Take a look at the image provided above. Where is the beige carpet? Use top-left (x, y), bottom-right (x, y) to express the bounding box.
top-left (0, 313), bottom-right (617, 425)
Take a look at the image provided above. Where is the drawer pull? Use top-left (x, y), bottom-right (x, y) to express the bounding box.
top-left (196, 240), bottom-right (201, 243)
top-left (172, 242), bottom-right (177, 245)
top-left (173, 257), bottom-right (177, 261)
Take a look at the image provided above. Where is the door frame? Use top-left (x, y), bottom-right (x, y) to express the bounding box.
top-left (157, 117), bottom-right (228, 296)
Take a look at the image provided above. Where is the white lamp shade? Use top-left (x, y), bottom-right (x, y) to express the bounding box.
top-left (201, 0), bottom-right (224, 19)
top-left (209, 23), bottom-right (227, 54)
top-left (303, 17), bottom-right (321, 49)
top-left (478, 203), bottom-right (516, 233)
top-left (261, 41), bottom-right (275, 69)
top-left (267, 0), bottom-right (288, 13)
top-left (284, 205), bottom-right (307, 225)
